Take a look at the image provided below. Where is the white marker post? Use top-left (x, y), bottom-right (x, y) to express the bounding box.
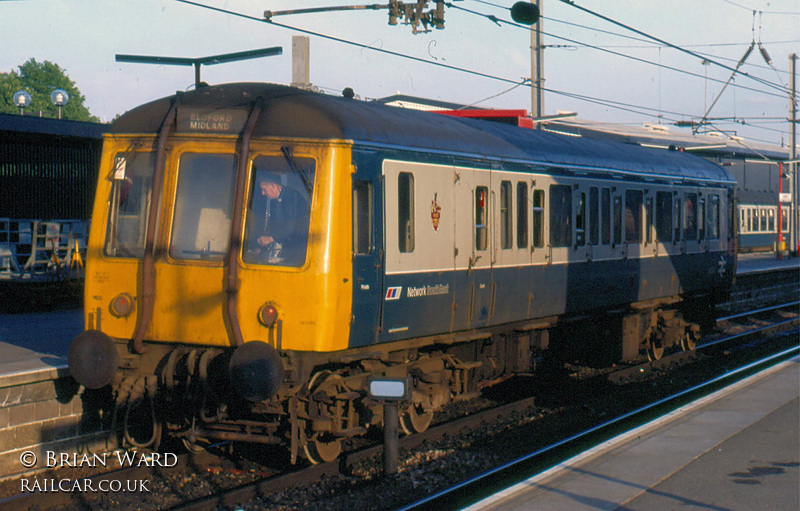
top-left (368, 378), bottom-right (411, 475)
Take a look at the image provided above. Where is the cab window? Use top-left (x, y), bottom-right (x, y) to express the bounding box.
top-left (104, 151), bottom-right (156, 257)
top-left (243, 155), bottom-right (315, 266)
top-left (169, 153), bottom-right (236, 261)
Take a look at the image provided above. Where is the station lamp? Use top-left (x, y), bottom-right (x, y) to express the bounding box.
top-left (12, 90), bottom-right (31, 115)
top-left (50, 89), bottom-right (69, 119)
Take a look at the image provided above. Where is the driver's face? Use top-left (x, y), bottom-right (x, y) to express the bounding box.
top-left (260, 181), bottom-right (280, 199)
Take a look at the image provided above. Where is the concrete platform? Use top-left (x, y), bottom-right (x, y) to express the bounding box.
top-left (0, 309), bottom-right (81, 387)
top-left (467, 356), bottom-right (800, 511)
top-left (736, 251), bottom-right (800, 275)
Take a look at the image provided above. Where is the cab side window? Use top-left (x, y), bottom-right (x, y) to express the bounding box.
top-left (353, 180), bottom-right (373, 255)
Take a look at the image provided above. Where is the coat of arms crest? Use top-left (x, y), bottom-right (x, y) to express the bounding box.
top-left (430, 192), bottom-right (442, 232)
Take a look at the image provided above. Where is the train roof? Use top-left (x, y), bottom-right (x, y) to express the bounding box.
top-left (111, 83), bottom-right (734, 185)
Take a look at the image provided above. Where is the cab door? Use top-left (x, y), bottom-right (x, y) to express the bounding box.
top-left (152, 148), bottom-right (238, 344)
top-left (349, 150), bottom-right (383, 347)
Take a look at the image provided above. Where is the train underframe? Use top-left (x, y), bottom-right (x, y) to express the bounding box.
top-left (107, 294), bottom-right (713, 464)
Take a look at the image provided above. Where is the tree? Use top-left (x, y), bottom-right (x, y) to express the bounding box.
top-left (0, 59), bottom-right (99, 122)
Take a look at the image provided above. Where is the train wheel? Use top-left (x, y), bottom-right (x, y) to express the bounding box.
top-left (680, 330), bottom-right (697, 352)
top-left (646, 337), bottom-right (664, 361)
top-left (400, 403), bottom-right (433, 435)
top-left (303, 433), bottom-right (342, 464)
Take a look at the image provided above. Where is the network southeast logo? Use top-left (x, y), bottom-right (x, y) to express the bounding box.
top-left (385, 287), bottom-right (402, 300)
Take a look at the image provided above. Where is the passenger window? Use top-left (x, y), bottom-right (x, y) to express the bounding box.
top-left (601, 188), bottom-right (611, 245)
top-left (709, 195), bottom-right (720, 239)
top-left (589, 187), bottom-right (599, 245)
top-left (243, 155), bottom-right (315, 266)
top-left (104, 151), bottom-right (156, 258)
top-left (613, 195), bottom-right (622, 246)
top-left (575, 192), bottom-right (586, 247)
top-left (550, 185), bottom-right (572, 248)
top-left (683, 193), bottom-right (697, 240)
top-left (398, 172), bottom-right (415, 253)
top-left (768, 209), bottom-right (775, 232)
top-left (625, 190), bottom-right (642, 244)
top-left (170, 153), bottom-right (237, 261)
top-left (698, 198), bottom-right (706, 241)
top-left (656, 192), bottom-right (672, 242)
top-left (353, 180), bottom-right (372, 255)
top-left (475, 186), bottom-right (488, 251)
top-left (645, 197), bottom-right (654, 244)
top-left (500, 181), bottom-right (512, 249)
top-left (532, 189), bottom-right (544, 248)
top-left (674, 198), bottom-right (682, 242)
top-left (517, 182), bottom-right (528, 248)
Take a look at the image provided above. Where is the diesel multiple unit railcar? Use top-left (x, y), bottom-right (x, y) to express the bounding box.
top-left (68, 83), bottom-right (737, 463)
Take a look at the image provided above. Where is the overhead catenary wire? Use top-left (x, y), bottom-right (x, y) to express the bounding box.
top-left (464, 1), bottom-right (795, 78)
top-left (173, 0), bottom-right (695, 121)
top-left (448, 2), bottom-right (789, 100)
top-left (555, 0), bottom-right (790, 95)
top-left (716, 0), bottom-right (800, 16)
top-left (173, 0), bottom-right (787, 145)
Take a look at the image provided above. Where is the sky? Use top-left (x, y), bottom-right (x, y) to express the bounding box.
top-left (1, 0), bottom-right (798, 146)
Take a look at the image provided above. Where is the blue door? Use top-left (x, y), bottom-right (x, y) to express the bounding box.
top-left (349, 151), bottom-right (384, 347)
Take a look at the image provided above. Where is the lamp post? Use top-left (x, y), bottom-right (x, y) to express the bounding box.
top-left (12, 91), bottom-right (31, 115)
top-left (50, 89), bottom-right (69, 119)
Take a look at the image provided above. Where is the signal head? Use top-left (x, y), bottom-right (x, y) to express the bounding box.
top-left (511, 2), bottom-right (540, 25)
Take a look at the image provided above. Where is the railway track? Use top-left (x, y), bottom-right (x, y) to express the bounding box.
top-left (6, 297), bottom-right (794, 511)
top-left (402, 345), bottom-right (800, 511)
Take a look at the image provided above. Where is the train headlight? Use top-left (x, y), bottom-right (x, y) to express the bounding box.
top-left (110, 293), bottom-right (134, 317)
top-left (258, 303), bottom-right (279, 328)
